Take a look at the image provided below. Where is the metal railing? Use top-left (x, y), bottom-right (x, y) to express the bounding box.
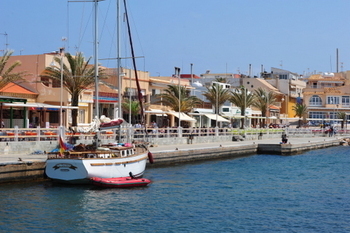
top-left (0, 126), bottom-right (347, 143)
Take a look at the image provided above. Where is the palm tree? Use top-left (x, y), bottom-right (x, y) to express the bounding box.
top-left (122, 99), bottom-right (141, 124)
top-left (230, 86), bottom-right (255, 129)
top-left (157, 85), bottom-right (202, 113)
top-left (292, 103), bottom-right (308, 128)
top-left (202, 83), bottom-right (231, 114)
top-left (42, 52), bottom-right (104, 126)
top-left (252, 88), bottom-right (278, 128)
top-left (0, 50), bottom-right (26, 89)
top-left (337, 111), bottom-right (347, 129)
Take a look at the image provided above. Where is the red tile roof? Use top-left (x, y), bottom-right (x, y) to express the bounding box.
top-left (0, 83), bottom-right (38, 95)
top-left (180, 74), bottom-right (201, 79)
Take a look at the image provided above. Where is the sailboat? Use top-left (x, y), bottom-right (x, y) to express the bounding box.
top-left (45, 0), bottom-right (152, 184)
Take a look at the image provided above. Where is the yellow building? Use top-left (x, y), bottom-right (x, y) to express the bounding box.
top-left (303, 72), bottom-right (350, 125)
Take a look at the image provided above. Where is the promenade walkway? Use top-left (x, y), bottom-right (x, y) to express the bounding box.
top-left (0, 136), bottom-right (342, 164)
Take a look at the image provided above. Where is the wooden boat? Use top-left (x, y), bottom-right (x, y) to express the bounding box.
top-left (90, 176), bottom-right (151, 188)
top-left (46, 142), bottom-right (151, 184)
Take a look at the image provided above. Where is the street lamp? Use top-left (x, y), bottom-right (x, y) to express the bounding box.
top-left (244, 87), bottom-right (246, 129)
top-left (216, 84), bottom-right (218, 127)
top-left (212, 82), bottom-right (219, 128)
top-left (175, 67), bottom-right (181, 127)
top-left (190, 63), bottom-right (193, 95)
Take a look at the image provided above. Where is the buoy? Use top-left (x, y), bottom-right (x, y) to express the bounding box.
top-left (148, 151), bottom-right (154, 164)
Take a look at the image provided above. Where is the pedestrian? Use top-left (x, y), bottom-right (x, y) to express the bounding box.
top-left (329, 126), bottom-right (334, 137)
top-left (281, 133), bottom-right (288, 144)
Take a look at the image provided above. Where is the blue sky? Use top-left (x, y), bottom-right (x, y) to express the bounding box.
top-left (1, 0), bottom-right (350, 77)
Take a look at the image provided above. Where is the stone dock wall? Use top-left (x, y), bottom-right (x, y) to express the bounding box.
top-left (258, 139), bottom-right (340, 155)
top-left (0, 162), bottom-right (46, 184)
top-left (151, 144), bottom-right (258, 166)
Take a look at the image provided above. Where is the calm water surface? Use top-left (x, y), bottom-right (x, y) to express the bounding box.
top-left (0, 146), bottom-right (349, 232)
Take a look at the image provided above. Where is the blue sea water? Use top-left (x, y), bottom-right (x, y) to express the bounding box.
top-left (0, 146), bottom-right (350, 233)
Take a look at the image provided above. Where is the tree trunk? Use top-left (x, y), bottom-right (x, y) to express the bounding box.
top-left (71, 93), bottom-right (79, 127)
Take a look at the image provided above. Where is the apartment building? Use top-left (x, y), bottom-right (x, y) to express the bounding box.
top-left (303, 72), bottom-right (350, 123)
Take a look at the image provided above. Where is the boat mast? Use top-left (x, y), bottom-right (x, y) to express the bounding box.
top-left (123, 0), bottom-right (145, 125)
top-left (93, 0), bottom-right (101, 149)
top-left (117, 0), bottom-right (122, 119)
top-left (94, 0), bottom-right (100, 120)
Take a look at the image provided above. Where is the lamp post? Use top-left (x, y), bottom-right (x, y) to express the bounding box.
top-left (281, 97), bottom-right (284, 122)
top-left (216, 84), bottom-right (218, 127)
top-left (244, 87), bottom-right (246, 129)
top-left (210, 82), bottom-right (220, 127)
top-left (190, 63), bottom-right (193, 95)
top-left (175, 67), bottom-right (181, 127)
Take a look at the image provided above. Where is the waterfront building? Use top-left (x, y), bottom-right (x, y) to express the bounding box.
top-left (4, 54), bottom-right (95, 128)
top-left (146, 74), bottom-right (196, 128)
top-left (303, 72), bottom-right (350, 126)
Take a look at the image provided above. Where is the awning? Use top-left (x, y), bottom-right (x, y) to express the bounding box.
top-left (145, 109), bottom-right (166, 116)
top-left (319, 80), bottom-right (344, 84)
top-left (204, 114), bottom-right (230, 122)
top-left (0, 96), bottom-right (27, 103)
top-left (232, 115), bottom-right (245, 119)
top-left (248, 116), bottom-right (266, 119)
top-left (3, 102), bottom-right (78, 109)
top-left (193, 108), bottom-right (214, 114)
top-left (167, 112), bottom-right (197, 122)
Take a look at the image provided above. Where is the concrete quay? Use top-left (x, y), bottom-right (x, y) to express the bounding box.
top-left (148, 136), bottom-right (342, 166)
top-left (0, 136), bottom-right (344, 184)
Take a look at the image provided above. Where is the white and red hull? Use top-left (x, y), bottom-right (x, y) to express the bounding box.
top-left (45, 152), bottom-right (148, 184)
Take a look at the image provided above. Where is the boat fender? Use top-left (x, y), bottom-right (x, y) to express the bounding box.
top-left (148, 151), bottom-right (154, 164)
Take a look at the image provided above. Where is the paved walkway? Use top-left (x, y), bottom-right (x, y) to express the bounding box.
top-left (0, 136), bottom-right (342, 164)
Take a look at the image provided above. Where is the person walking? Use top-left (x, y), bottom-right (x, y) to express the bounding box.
top-left (281, 133), bottom-right (288, 144)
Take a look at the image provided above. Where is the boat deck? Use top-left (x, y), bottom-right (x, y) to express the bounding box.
top-left (47, 147), bottom-right (146, 159)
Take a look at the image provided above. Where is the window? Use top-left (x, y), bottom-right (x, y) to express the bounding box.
top-left (279, 74), bottom-right (288, 80)
top-left (52, 79), bottom-right (61, 88)
top-left (321, 83), bottom-right (332, 88)
top-left (78, 109), bottom-right (85, 123)
top-left (222, 107), bottom-right (230, 112)
top-left (41, 76), bottom-right (50, 87)
top-left (309, 95), bottom-right (322, 106)
top-left (327, 96), bottom-right (339, 105)
top-left (309, 111), bottom-right (326, 119)
top-left (342, 96), bottom-right (350, 106)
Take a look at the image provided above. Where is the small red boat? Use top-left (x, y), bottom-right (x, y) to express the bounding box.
top-left (90, 176), bottom-right (151, 188)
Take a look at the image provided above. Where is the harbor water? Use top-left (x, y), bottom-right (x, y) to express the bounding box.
top-left (0, 146), bottom-right (349, 232)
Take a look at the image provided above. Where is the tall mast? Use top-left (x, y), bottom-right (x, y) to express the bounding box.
top-left (123, 0), bottom-right (144, 125)
top-left (117, 0), bottom-right (122, 119)
top-left (94, 0), bottom-right (100, 120)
